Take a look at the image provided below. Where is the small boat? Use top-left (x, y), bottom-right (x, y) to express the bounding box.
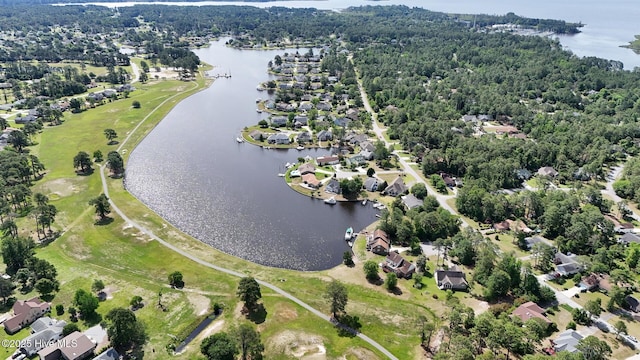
top-left (257, 109), bottom-right (262, 113)
top-left (347, 240), bottom-right (353, 247)
top-left (236, 137), bottom-right (244, 143)
top-left (362, 199), bottom-right (368, 206)
top-left (277, 173), bottom-right (285, 177)
top-left (256, 98), bottom-right (262, 103)
top-left (375, 214), bottom-right (381, 218)
top-left (324, 197), bottom-right (336, 205)
top-left (296, 145), bottom-right (305, 150)
top-left (345, 227), bottom-right (353, 241)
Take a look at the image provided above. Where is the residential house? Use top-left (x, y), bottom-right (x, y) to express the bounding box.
top-left (316, 102), bottom-right (331, 111)
top-left (316, 155), bottom-right (339, 166)
top-left (267, 133), bottom-right (290, 145)
top-left (360, 150), bottom-right (374, 161)
top-left (524, 236), bottom-right (544, 250)
top-left (334, 117), bottom-right (349, 127)
top-left (462, 115), bottom-right (478, 123)
top-left (493, 221), bottom-right (510, 232)
top-left (248, 130), bottom-right (264, 141)
top-left (364, 177), bottom-right (379, 192)
top-left (4, 297), bottom-right (51, 334)
top-left (31, 317), bottom-right (55, 334)
top-left (435, 268), bottom-right (468, 291)
top-left (346, 154), bottom-right (366, 167)
top-left (316, 130), bottom-right (333, 142)
top-left (92, 348), bottom-right (119, 360)
top-left (366, 229), bottom-right (391, 255)
top-left (441, 173), bottom-right (456, 188)
top-left (537, 166), bottom-right (559, 178)
top-left (14, 114), bottom-right (37, 124)
top-left (17, 319), bottom-right (66, 357)
top-left (38, 331), bottom-right (96, 360)
top-left (298, 163), bottom-right (316, 175)
top-left (325, 178), bottom-right (341, 194)
top-left (346, 108), bottom-right (359, 120)
top-left (383, 177), bottom-right (408, 197)
top-left (293, 115), bottom-right (308, 127)
top-left (478, 114), bottom-right (494, 121)
top-left (620, 233), bottom-right (640, 245)
top-left (554, 252), bottom-right (581, 277)
top-left (382, 251), bottom-right (415, 279)
top-left (359, 141), bottom-right (375, 153)
top-left (348, 134), bottom-right (369, 146)
top-left (512, 301), bottom-right (552, 324)
top-left (401, 194), bottom-right (423, 210)
top-left (102, 89), bottom-right (117, 98)
top-left (270, 116), bottom-right (287, 127)
top-left (296, 132), bottom-right (312, 144)
top-left (515, 168), bottom-right (533, 181)
top-left (552, 330), bottom-right (583, 354)
top-left (301, 173), bottom-right (321, 188)
top-left (578, 273), bottom-right (600, 291)
top-left (625, 295), bottom-right (640, 313)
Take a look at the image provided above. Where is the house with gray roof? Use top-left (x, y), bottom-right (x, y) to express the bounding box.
top-left (316, 130), bottom-right (333, 142)
top-left (267, 133), bottom-right (290, 145)
top-left (401, 194), bottom-right (423, 210)
top-left (359, 150), bottom-right (374, 161)
top-left (293, 115), bottom-right (308, 127)
top-left (346, 154), bottom-right (366, 167)
top-left (92, 348), bottom-right (119, 360)
top-left (317, 102), bottom-right (331, 111)
top-left (620, 232), bottom-right (640, 245)
top-left (359, 141), bottom-right (375, 153)
top-left (364, 177), bottom-right (379, 192)
top-left (325, 178), bottom-right (341, 194)
top-left (435, 268), bottom-right (468, 290)
top-left (552, 330), bottom-right (583, 353)
top-left (538, 166), bottom-right (559, 178)
top-left (383, 176), bottom-right (408, 197)
top-left (270, 116), bottom-right (287, 127)
top-left (296, 131), bottom-right (312, 144)
top-left (18, 319), bottom-right (66, 356)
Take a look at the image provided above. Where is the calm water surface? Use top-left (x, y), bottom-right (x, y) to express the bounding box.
top-left (125, 41), bottom-right (378, 270)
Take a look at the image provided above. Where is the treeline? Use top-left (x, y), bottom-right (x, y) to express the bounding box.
top-left (456, 11), bottom-right (582, 34)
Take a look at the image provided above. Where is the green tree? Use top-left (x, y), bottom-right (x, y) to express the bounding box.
top-left (105, 307), bottom-right (147, 353)
top-left (342, 251), bottom-right (354, 266)
top-left (201, 332), bottom-right (238, 360)
top-left (363, 260), bottom-right (379, 281)
top-left (0, 277), bottom-right (15, 305)
top-left (1, 236), bottom-right (34, 275)
top-left (484, 269), bottom-right (511, 300)
top-left (168, 271), bottom-right (184, 288)
top-left (576, 336), bottom-right (611, 360)
top-left (93, 150), bottom-right (103, 162)
top-left (73, 289), bottom-right (99, 319)
top-left (7, 130), bottom-right (28, 152)
top-left (614, 320), bottom-right (627, 339)
top-left (232, 323), bottom-right (264, 360)
top-left (92, 279), bottom-right (105, 294)
top-left (130, 296), bottom-right (143, 309)
top-left (237, 277), bottom-right (261, 310)
top-left (385, 272), bottom-right (398, 290)
top-left (584, 298), bottom-right (602, 318)
top-left (132, 100), bottom-right (141, 108)
top-left (34, 278), bottom-right (57, 297)
top-left (104, 129), bottom-right (118, 143)
top-left (62, 323), bottom-right (80, 337)
top-left (416, 255), bottom-right (427, 273)
top-left (73, 151), bottom-right (93, 173)
top-left (89, 194), bottom-right (111, 220)
top-left (106, 151), bottom-right (124, 175)
top-left (411, 183), bottom-right (428, 199)
top-left (324, 280), bottom-right (348, 318)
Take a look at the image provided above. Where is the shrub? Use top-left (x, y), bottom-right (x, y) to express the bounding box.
top-left (567, 321), bottom-right (576, 330)
top-left (132, 100), bottom-right (141, 108)
top-left (55, 304), bottom-right (64, 316)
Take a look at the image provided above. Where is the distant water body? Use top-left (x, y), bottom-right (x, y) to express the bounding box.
top-left (60, 0), bottom-right (640, 69)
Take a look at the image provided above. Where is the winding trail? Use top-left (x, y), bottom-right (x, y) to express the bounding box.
top-left (99, 80), bottom-right (399, 360)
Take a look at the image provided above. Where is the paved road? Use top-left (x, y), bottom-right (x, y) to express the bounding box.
top-left (98, 80), bottom-right (399, 360)
top-left (356, 74), bottom-right (468, 227)
top-left (603, 165), bottom-right (640, 223)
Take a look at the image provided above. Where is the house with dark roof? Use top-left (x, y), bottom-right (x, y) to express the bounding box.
top-left (554, 253), bottom-right (581, 277)
top-left (317, 102), bottom-right (331, 111)
top-left (267, 133), bottom-right (290, 145)
top-left (270, 116), bottom-right (287, 127)
top-left (512, 301), bottom-right (552, 324)
top-left (620, 233), bottom-right (640, 245)
top-left (515, 168), bottom-right (532, 180)
top-left (625, 295), bottom-right (640, 312)
top-left (298, 163), bottom-right (316, 175)
top-left (435, 268), bottom-right (468, 291)
top-left (383, 177), bottom-right (408, 197)
top-left (334, 117), bottom-right (349, 127)
top-left (296, 131), bottom-right (312, 144)
top-left (367, 229), bottom-right (391, 255)
top-left (248, 130), bottom-right (265, 141)
top-left (14, 114), bottom-right (37, 124)
top-left (401, 194), bottom-right (423, 210)
top-left (293, 115), bottom-right (308, 127)
top-left (524, 236), bottom-right (544, 250)
top-left (4, 297), bottom-right (51, 334)
top-left (348, 134), bottom-right (369, 146)
top-left (316, 130), bottom-right (333, 142)
top-left (364, 177), bottom-right (379, 192)
top-left (359, 141), bottom-right (375, 153)
top-left (382, 251), bottom-right (415, 279)
top-left (579, 273), bottom-right (600, 291)
top-left (324, 178), bottom-right (341, 194)
top-left (92, 348), bottom-right (119, 360)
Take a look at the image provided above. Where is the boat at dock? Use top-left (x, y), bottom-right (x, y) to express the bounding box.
top-left (296, 145), bottom-right (305, 150)
top-left (324, 197), bottom-right (336, 205)
top-left (345, 227), bottom-right (353, 241)
top-left (236, 136), bottom-right (244, 143)
top-left (362, 199), bottom-right (367, 206)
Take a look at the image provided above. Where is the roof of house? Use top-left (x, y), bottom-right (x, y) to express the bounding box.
top-left (556, 263), bottom-right (580, 275)
top-left (402, 194), bottom-right (423, 209)
top-left (21, 321), bottom-right (66, 356)
top-left (553, 330), bottom-right (583, 353)
top-left (373, 229), bottom-right (389, 244)
top-left (5, 297), bottom-right (51, 332)
top-left (370, 238), bottom-right (390, 252)
top-left (364, 177), bottom-right (379, 191)
top-left (31, 316), bottom-right (54, 333)
top-left (325, 178), bottom-right (341, 194)
top-left (435, 269), bottom-right (468, 287)
top-left (493, 220), bottom-right (510, 231)
top-left (626, 295), bottom-right (640, 310)
top-left (60, 331), bottom-right (96, 360)
top-left (384, 176), bottom-right (407, 196)
top-left (580, 274), bottom-right (600, 288)
top-left (301, 173), bottom-right (321, 187)
top-left (386, 251), bottom-right (404, 267)
top-left (512, 301), bottom-right (551, 324)
top-left (316, 155), bottom-right (338, 164)
top-left (538, 166), bottom-right (559, 177)
top-left (621, 233), bottom-right (640, 244)
top-left (93, 348), bottom-right (120, 360)
top-left (298, 163), bottom-right (316, 174)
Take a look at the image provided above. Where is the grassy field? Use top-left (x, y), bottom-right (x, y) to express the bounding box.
top-left (0, 67), bottom-right (457, 359)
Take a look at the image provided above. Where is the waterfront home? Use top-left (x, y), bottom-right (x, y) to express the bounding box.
top-left (301, 173), bottom-right (321, 189)
top-left (298, 163), bottom-right (316, 175)
top-left (37, 331), bottom-right (96, 360)
top-left (512, 301), bottom-right (552, 324)
top-left (248, 130), bottom-right (264, 141)
top-left (383, 176), bottom-right (408, 197)
top-left (382, 251), bottom-right (415, 279)
top-left (537, 166), bottom-right (559, 178)
top-left (316, 155), bottom-right (339, 166)
top-left (435, 268), bottom-right (468, 291)
top-left (366, 229), bottom-right (390, 255)
top-left (360, 150), bottom-right (374, 161)
top-left (296, 131), bottom-right (312, 143)
top-left (364, 177), bottom-right (379, 192)
top-left (4, 297), bottom-right (51, 334)
top-left (92, 348), bottom-right (119, 360)
top-left (267, 133), bottom-right (290, 145)
top-left (325, 178), bottom-right (341, 194)
top-left (401, 194), bottom-right (423, 210)
top-left (316, 130), bottom-right (333, 142)
top-left (270, 116), bottom-right (287, 127)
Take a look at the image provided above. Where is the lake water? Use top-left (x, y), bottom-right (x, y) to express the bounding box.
top-left (125, 41), bottom-right (378, 270)
top-left (66, 0), bottom-right (640, 69)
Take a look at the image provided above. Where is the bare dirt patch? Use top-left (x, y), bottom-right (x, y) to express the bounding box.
top-left (39, 178), bottom-right (86, 198)
top-left (340, 347), bottom-right (381, 360)
top-left (102, 285), bottom-right (118, 300)
top-left (274, 302), bottom-right (298, 321)
top-left (268, 330), bottom-right (327, 359)
top-left (186, 293), bottom-right (211, 316)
